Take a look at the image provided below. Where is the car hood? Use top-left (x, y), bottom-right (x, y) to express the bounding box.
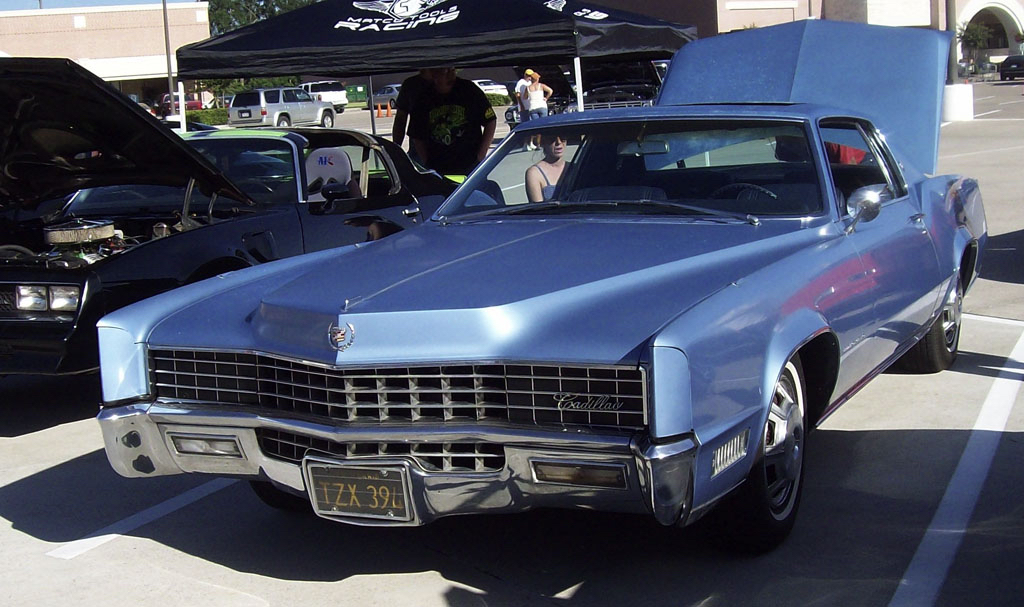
top-left (658, 20), bottom-right (951, 175)
top-left (0, 58), bottom-right (251, 210)
top-left (147, 219), bottom-right (809, 366)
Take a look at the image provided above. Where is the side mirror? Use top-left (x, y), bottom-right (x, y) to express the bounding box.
top-left (845, 184), bottom-right (890, 233)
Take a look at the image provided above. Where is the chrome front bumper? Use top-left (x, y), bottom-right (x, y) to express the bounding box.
top-left (98, 403), bottom-right (697, 526)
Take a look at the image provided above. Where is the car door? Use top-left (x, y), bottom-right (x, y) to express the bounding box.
top-left (297, 143), bottom-right (427, 252)
top-left (281, 89), bottom-right (304, 124)
top-left (821, 118), bottom-right (945, 374)
top-left (293, 88), bottom-right (319, 124)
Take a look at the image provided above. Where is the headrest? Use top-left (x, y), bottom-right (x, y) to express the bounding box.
top-left (306, 146), bottom-right (353, 201)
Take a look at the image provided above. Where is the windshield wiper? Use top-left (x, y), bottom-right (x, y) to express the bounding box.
top-left (617, 199), bottom-right (761, 225)
top-left (440, 201), bottom-right (598, 224)
top-left (441, 199), bottom-right (760, 226)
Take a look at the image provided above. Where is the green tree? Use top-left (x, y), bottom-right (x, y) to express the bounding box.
top-left (208, 0), bottom-right (321, 36)
top-left (198, 1), bottom-right (322, 102)
top-left (957, 22), bottom-right (993, 65)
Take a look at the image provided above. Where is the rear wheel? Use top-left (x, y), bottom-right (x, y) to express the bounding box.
top-left (276, 115), bottom-right (291, 127)
top-left (717, 356), bottom-right (806, 553)
top-left (894, 277), bottom-right (962, 373)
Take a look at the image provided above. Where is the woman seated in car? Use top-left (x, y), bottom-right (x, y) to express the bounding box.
top-left (525, 133), bottom-right (569, 202)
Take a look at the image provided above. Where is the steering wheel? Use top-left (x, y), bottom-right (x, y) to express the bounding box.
top-left (710, 182), bottom-right (778, 200)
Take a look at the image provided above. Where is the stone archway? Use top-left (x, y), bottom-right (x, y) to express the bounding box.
top-left (959, 1), bottom-right (1024, 59)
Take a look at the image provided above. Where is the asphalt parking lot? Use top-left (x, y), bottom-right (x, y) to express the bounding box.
top-left (2, 82), bottom-right (1023, 606)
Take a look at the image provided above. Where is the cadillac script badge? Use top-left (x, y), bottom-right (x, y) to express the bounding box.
top-left (328, 322), bottom-right (356, 352)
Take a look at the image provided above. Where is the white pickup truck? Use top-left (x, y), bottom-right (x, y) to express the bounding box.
top-left (300, 81), bottom-right (349, 114)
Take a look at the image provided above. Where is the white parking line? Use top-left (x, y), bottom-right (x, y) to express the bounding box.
top-left (46, 478), bottom-right (237, 560)
top-left (976, 95), bottom-right (995, 100)
top-left (941, 143), bottom-right (1024, 160)
top-left (888, 327), bottom-right (1024, 606)
top-left (998, 99), bottom-right (1024, 105)
top-left (974, 109), bottom-right (1002, 118)
top-left (964, 313), bottom-right (1024, 328)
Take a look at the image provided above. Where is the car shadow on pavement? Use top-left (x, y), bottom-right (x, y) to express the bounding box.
top-left (979, 229), bottom-right (1024, 285)
top-left (0, 373), bottom-right (101, 438)
top-left (3, 426), bottom-right (1022, 604)
top-left (3, 354), bottom-right (1022, 605)
top-left (104, 427), bottom-right (1024, 606)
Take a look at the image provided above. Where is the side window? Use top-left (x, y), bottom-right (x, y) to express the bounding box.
top-left (295, 90), bottom-right (313, 103)
top-left (264, 90), bottom-right (280, 104)
top-left (283, 89), bottom-right (299, 103)
top-left (819, 120), bottom-right (905, 213)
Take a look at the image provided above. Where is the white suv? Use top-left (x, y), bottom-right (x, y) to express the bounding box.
top-left (227, 87), bottom-right (335, 128)
top-left (300, 81), bottom-right (349, 114)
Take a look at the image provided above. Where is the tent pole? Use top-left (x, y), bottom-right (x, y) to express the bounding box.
top-left (368, 74), bottom-right (377, 135)
top-left (573, 56), bottom-right (585, 112)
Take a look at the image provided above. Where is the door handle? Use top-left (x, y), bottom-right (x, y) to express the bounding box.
top-left (910, 213), bottom-right (926, 223)
top-left (402, 207), bottom-right (421, 217)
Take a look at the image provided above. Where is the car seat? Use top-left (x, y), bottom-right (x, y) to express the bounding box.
top-left (306, 147), bottom-right (360, 201)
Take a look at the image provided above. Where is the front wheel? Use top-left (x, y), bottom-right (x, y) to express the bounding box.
top-left (717, 356), bottom-right (806, 553)
top-left (321, 112), bottom-right (334, 128)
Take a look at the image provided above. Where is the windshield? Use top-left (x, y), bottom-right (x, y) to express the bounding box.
top-left (439, 119), bottom-right (823, 220)
top-left (66, 138), bottom-right (297, 215)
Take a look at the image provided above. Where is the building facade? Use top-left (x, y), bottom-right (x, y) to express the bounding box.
top-left (595, 0), bottom-right (1024, 61)
top-left (0, 2), bottom-right (210, 104)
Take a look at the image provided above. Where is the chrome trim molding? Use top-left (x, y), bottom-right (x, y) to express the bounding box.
top-left (98, 403), bottom-right (696, 527)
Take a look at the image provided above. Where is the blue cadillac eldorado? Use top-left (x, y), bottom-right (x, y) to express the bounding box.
top-left (96, 21), bottom-right (986, 551)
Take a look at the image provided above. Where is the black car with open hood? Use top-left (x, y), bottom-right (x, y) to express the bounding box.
top-left (504, 61), bottom-right (662, 126)
top-left (0, 58), bottom-right (455, 375)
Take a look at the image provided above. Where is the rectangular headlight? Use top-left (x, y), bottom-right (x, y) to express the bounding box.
top-left (48, 286), bottom-right (81, 312)
top-left (169, 434), bottom-right (243, 458)
top-left (16, 285), bottom-right (47, 311)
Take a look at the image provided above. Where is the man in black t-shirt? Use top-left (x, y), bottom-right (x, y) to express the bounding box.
top-left (392, 69), bottom-right (431, 152)
top-left (409, 67), bottom-right (496, 176)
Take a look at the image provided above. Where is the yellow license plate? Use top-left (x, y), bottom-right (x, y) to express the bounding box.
top-left (306, 462), bottom-right (411, 521)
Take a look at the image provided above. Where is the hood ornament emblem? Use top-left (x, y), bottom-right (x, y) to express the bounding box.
top-left (328, 322), bottom-right (356, 352)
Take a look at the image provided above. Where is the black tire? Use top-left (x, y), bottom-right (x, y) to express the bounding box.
top-left (893, 278), bottom-right (962, 373)
top-left (389, 99), bottom-right (396, 109)
top-left (321, 111), bottom-right (334, 128)
top-left (276, 115), bottom-right (291, 127)
top-left (717, 355), bottom-right (806, 553)
top-left (249, 480), bottom-right (312, 513)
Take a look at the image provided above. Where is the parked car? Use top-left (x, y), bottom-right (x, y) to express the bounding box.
top-left (300, 80), bottom-right (349, 114)
top-left (0, 58), bottom-right (456, 375)
top-left (472, 78), bottom-right (510, 96)
top-left (95, 21), bottom-right (985, 551)
top-left (228, 87), bottom-right (335, 128)
top-left (365, 84), bottom-right (400, 110)
top-left (158, 92), bottom-right (203, 117)
top-left (999, 54), bottom-right (1024, 80)
top-left (504, 61), bottom-right (661, 127)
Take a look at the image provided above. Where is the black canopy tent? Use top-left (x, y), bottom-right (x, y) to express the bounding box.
top-left (177, 0), bottom-right (696, 113)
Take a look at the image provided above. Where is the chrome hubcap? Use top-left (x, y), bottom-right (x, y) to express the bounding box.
top-left (942, 281), bottom-right (963, 352)
top-left (764, 361), bottom-right (804, 520)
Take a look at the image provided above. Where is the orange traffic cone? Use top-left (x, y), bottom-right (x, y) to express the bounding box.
top-left (386, 104), bottom-right (392, 118)
top-left (376, 103), bottom-right (383, 118)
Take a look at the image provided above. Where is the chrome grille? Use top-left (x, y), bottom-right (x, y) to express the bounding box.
top-left (0, 288), bottom-right (14, 313)
top-left (150, 349), bottom-right (646, 431)
top-left (258, 428), bottom-right (506, 473)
